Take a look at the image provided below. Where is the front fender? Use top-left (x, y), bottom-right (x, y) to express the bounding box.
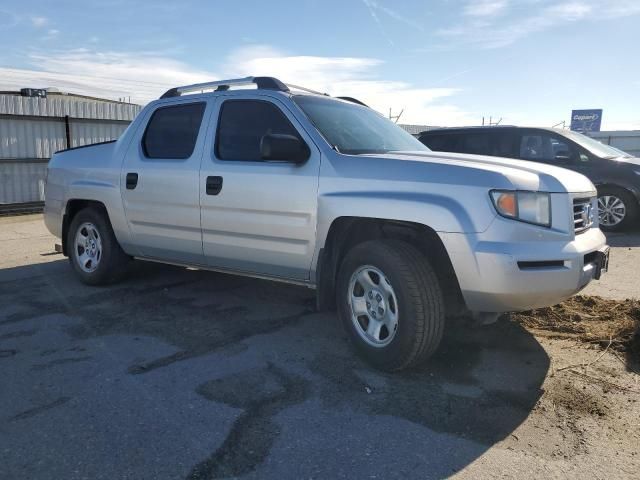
top-left (311, 189), bottom-right (496, 279)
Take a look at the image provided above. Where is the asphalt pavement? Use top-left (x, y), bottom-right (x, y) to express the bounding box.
top-left (1, 215), bottom-right (638, 479)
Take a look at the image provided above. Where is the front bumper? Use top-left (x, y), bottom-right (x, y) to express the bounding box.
top-left (440, 221), bottom-right (608, 313)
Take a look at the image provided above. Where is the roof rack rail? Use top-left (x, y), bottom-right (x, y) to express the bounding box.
top-left (287, 84), bottom-right (329, 96)
top-left (159, 76), bottom-right (289, 99)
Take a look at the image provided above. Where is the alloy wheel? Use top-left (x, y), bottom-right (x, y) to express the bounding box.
top-left (348, 265), bottom-right (399, 348)
top-left (74, 222), bottom-right (103, 273)
top-left (598, 195), bottom-right (626, 227)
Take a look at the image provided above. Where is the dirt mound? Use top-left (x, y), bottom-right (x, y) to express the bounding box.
top-left (512, 295), bottom-right (640, 358)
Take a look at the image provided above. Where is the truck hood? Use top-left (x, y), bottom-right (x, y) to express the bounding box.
top-left (366, 150), bottom-right (597, 194)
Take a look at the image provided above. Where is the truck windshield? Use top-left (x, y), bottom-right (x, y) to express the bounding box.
top-left (560, 130), bottom-right (633, 159)
top-left (293, 95), bottom-right (430, 155)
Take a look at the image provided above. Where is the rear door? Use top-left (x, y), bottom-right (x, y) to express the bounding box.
top-left (488, 130), bottom-right (518, 158)
top-left (120, 101), bottom-right (210, 264)
top-left (199, 95), bottom-right (320, 280)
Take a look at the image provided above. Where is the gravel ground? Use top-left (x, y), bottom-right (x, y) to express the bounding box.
top-left (1, 215), bottom-right (638, 479)
top-left (582, 228), bottom-right (640, 300)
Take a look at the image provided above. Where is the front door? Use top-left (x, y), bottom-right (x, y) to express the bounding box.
top-left (517, 129), bottom-right (580, 170)
top-left (121, 101), bottom-right (209, 264)
top-left (199, 96), bottom-right (320, 280)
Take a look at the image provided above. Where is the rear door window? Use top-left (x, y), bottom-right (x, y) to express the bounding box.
top-left (459, 134), bottom-right (490, 155)
top-left (421, 134), bottom-right (457, 152)
top-left (143, 102), bottom-right (206, 159)
top-left (424, 131), bottom-right (521, 159)
top-left (490, 131), bottom-right (516, 158)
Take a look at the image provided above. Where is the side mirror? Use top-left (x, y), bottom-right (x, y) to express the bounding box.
top-left (260, 134), bottom-right (309, 164)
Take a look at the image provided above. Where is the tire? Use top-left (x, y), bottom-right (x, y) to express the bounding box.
top-left (336, 239), bottom-right (445, 372)
top-left (67, 207), bottom-right (131, 285)
top-left (597, 186), bottom-right (639, 232)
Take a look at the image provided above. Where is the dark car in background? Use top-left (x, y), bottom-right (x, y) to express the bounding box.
top-left (418, 126), bottom-right (640, 232)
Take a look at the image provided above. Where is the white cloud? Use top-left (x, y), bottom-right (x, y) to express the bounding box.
top-left (545, 2), bottom-right (592, 19)
top-left (30, 16), bottom-right (48, 28)
top-left (602, 0), bottom-right (640, 17)
top-left (46, 29), bottom-right (59, 37)
top-left (440, 0), bottom-right (638, 48)
top-left (0, 45), bottom-right (475, 126)
top-left (0, 49), bottom-right (216, 103)
top-left (463, 0), bottom-right (509, 17)
top-left (223, 45), bottom-right (473, 125)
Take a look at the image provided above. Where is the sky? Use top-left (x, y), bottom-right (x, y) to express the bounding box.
top-left (0, 0), bottom-right (639, 129)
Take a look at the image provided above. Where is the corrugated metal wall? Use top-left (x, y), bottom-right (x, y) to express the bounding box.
top-left (0, 95), bottom-right (139, 120)
top-left (0, 94), bottom-right (141, 206)
top-left (0, 161), bottom-right (47, 204)
top-left (69, 121), bottom-right (129, 148)
top-left (0, 118), bottom-right (66, 159)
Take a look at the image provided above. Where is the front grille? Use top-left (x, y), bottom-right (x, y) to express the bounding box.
top-left (573, 197), bottom-right (594, 234)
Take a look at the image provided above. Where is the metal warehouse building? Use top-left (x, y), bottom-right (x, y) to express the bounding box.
top-left (0, 90), bottom-right (141, 213)
top-left (587, 130), bottom-right (640, 157)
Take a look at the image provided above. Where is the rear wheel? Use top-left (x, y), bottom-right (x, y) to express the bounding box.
top-left (336, 239), bottom-right (445, 371)
top-left (67, 208), bottom-right (131, 285)
top-left (597, 187), bottom-right (638, 232)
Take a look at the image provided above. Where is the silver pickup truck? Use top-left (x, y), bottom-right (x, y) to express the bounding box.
top-left (44, 76), bottom-right (609, 371)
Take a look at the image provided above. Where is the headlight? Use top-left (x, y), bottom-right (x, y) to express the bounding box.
top-left (490, 190), bottom-right (551, 227)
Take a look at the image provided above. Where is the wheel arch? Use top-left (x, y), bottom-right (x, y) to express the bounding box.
top-left (315, 216), bottom-right (466, 317)
top-left (62, 199), bottom-right (110, 256)
top-left (596, 183), bottom-right (640, 203)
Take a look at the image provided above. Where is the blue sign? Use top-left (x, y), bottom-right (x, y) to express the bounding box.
top-left (570, 109), bottom-right (602, 132)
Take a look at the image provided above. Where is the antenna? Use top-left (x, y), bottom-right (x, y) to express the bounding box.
top-left (389, 108), bottom-right (404, 124)
top-left (482, 116), bottom-right (502, 126)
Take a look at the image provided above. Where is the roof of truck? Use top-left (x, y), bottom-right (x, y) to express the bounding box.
top-left (158, 76), bottom-right (369, 107)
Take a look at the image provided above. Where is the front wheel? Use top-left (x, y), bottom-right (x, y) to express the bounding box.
top-left (336, 239), bottom-right (445, 371)
top-left (67, 207), bottom-right (131, 285)
top-left (597, 187), bottom-right (639, 232)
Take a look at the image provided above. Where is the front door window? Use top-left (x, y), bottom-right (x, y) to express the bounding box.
top-left (519, 133), bottom-right (574, 164)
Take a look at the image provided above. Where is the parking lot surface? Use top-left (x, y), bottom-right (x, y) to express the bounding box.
top-left (1, 215), bottom-right (639, 479)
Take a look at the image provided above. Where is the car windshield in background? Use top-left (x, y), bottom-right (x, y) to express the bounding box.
top-left (561, 130), bottom-right (632, 159)
top-left (293, 95), bottom-right (430, 155)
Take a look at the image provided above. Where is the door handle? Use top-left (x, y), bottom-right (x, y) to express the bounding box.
top-left (126, 172), bottom-right (138, 190)
top-left (206, 176), bottom-right (223, 195)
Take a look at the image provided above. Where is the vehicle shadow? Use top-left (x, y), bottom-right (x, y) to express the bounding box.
top-left (0, 259), bottom-right (549, 479)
